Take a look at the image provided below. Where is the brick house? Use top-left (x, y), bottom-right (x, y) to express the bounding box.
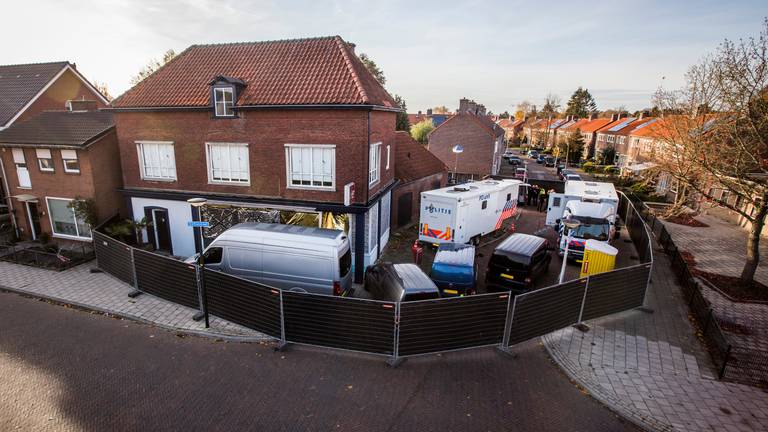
top-left (391, 131), bottom-right (447, 229)
top-left (497, 117), bottom-right (526, 143)
top-left (594, 115), bottom-right (655, 166)
top-left (426, 112), bottom-right (504, 181)
top-left (0, 105), bottom-right (121, 243)
top-left (108, 36), bottom-right (400, 282)
top-left (0, 61), bottom-right (110, 239)
top-left (577, 116), bottom-right (621, 159)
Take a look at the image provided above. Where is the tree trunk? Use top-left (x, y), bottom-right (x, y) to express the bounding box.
top-left (741, 201), bottom-right (767, 286)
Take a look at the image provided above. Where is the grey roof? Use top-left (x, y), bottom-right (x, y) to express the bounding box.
top-left (393, 264), bottom-right (439, 293)
top-left (0, 110), bottom-right (114, 147)
top-left (0, 61), bottom-right (68, 127)
top-left (495, 234), bottom-right (547, 257)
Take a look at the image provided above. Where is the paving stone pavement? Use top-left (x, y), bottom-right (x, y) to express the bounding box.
top-left (543, 246), bottom-right (768, 431)
top-left (0, 260), bottom-right (266, 341)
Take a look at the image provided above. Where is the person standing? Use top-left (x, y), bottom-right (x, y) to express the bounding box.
top-left (538, 188), bottom-right (548, 212)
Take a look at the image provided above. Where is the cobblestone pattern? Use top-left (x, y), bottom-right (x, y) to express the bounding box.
top-left (0, 260), bottom-right (267, 341)
top-left (544, 244), bottom-right (768, 431)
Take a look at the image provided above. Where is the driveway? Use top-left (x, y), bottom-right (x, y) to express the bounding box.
top-left (0, 290), bottom-right (637, 431)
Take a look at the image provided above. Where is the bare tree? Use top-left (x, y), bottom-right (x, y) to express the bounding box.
top-left (541, 93), bottom-right (561, 117)
top-left (654, 19), bottom-right (768, 285)
top-left (91, 81), bottom-right (112, 101)
top-left (131, 49), bottom-right (177, 85)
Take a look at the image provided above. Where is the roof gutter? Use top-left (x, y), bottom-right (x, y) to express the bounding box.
top-left (105, 103), bottom-right (403, 113)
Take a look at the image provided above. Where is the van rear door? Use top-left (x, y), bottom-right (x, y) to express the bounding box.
top-left (419, 196), bottom-right (457, 244)
top-left (546, 193), bottom-right (565, 226)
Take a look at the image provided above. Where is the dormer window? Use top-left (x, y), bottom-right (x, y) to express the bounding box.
top-left (214, 87), bottom-right (235, 117)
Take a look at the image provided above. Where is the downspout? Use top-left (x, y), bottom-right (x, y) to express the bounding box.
top-left (0, 157), bottom-right (18, 237)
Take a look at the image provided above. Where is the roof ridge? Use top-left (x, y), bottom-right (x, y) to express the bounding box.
top-left (0, 60), bottom-right (69, 69)
top-left (333, 36), bottom-right (370, 104)
top-left (191, 35), bottom-right (338, 48)
top-left (111, 45), bottom-right (195, 105)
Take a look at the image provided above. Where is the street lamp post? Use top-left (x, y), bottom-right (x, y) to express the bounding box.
top-left (558, 219), bottom-right (581, 284)
top-left (452, 144), bottom-right (464, 183)
top-left (187, 197), bottom-right (209, 327)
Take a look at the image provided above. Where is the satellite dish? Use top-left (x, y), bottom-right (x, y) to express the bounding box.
top-left (452, 144), bottom-right (464, 154)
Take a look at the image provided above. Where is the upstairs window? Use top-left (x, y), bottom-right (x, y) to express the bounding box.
top-left (137, 141), bottom-right (177, 181)
top-left (285, 144), bottom-right (335, 189)
top-left (206, 142), bottom-right (249, 185)
top-left (36, 149), bottom-right (54, 172)
top-left (214, 87), bottom-right (235, 117)
top-left (369, 142), bottom-right (381, 185)
top-left (61, 150), bottom-right (80, 173)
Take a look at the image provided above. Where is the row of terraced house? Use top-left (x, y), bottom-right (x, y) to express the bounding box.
top-left (0, 36), bottom-right (450, 282)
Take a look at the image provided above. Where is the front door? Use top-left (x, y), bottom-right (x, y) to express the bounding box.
top-left (397, 192), bottom-right (412, 227)
top-left (26, 201), bottom-right (41, 240)
top-left (146, 208), bottom-right (172, 254)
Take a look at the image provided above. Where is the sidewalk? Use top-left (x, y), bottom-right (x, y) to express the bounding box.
top-left (0, 260), bottom-right (266, 341)
top-left (543, 246), bottom-right (768, 431)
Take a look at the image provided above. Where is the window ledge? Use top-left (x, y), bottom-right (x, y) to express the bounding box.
top-left (208, 181), bottom-right (250, 187)
top-left (52, 233), bottom-right (93, 242)
top-left (16, 186), bottom-right (32, 190)
top-left (141, 177), bottom-right (177, 183)
top-left (287, 185), bottom-right (336, 192)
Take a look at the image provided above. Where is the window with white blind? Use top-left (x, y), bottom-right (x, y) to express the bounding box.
top-left (61, 149), bottom-right (80, 173)
top-left (206, 142), bottom-right (249, 185)
top-left (285, 144), bottom-right (335, 190)
top-left (136, 141), bottom-right (176, 181)
top-left (36, 149), bottom-right (54, 172)
top-left (12, 148), bottom-right (31, 188)
top-left (369, 142), bottom-right (381, 185)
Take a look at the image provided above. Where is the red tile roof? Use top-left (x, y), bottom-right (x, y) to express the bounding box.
top-left (579, 117), bottom-right (618, 133)
top-left (431, 112), bottom-right (504, 139)
top-left (394, 131), bottom-right (447, 182)
top-left (558, 118), bottom-right (591, 132)
top-left (599, 117), bottom-right (657, 135)
top-left (113, 36), bottom-right (397, 109)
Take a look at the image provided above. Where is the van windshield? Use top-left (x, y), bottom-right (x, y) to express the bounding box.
top-left (489, 253), bottom-right (529, 270)
top-left (339, 248), bottom-right (352, 277)
top-left (571, 222), bottom-right (610, 241)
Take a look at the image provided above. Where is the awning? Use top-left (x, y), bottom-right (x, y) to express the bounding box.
top-left (12, 194), bottom-right (37, 202)
top-left (626, 162), bottom-right (658, 173)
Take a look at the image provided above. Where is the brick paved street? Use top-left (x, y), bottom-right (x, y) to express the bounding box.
top-left (0, 260), bottom-right (263, 341)
top-left (544, 240), bottom-right (768, 431)
top-left (0, 290), bottom-right (638, 431)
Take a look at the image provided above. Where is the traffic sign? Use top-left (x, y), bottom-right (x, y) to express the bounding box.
top-left (187, 221), bottom-right (210, 228)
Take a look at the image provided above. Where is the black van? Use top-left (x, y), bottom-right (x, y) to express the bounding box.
top-left (485, 234), bottom-right (552, 294)
top-left (364, 263), bottom-right (441, 302)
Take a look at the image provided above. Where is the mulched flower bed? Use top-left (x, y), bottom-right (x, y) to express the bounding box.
top-left (665, 214), bottom-right (710, 227)
top-left (694, 269), bottom-right (768, 303)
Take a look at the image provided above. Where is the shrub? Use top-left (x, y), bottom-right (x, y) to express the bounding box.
top-left (604, 165), bottom-right (619, 174)
top-left (582, 161), bottom-right (596, 173)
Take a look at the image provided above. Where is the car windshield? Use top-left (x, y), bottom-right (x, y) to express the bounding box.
top-left (572, 223), bottom-right (610, 241)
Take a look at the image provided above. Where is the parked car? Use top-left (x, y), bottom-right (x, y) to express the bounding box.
top-left (527, 150), bottom-right (539, 159)
top-left (502, 150), bottom-right (514, 159)
top-left (556, 164), bottom-right (566, 176)
top-left (536, 154), bottom-right (546, 164)
top-left (508, 156), bottom-right (521, 165)
top-left (430, 243), bottom-right (477, 296)
top-left (559, 169), bottom-right (573, 181)
top-left (565, 173), bottom-right (582, 182)
top-left (485, 233), bottom-right (552, 294)
top-left (364, 263), bottom-right (441, 302)
top-left (185, 222), bottom-right (352, 295)
top-left (544, 156), bottom-right (556, 167)
top-left (514, 167), bottom-right (527, 180)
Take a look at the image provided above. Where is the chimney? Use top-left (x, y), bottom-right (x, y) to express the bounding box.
top-left (619, 112), bottom-right (628, 119)
top-left (589, 113), bottom-right (596, 121)
top-left (426, 108), bottom-right (433, 116)
top-left (610, 113), bottom-right (619, 122)
top-left (417, 110), bottom-right (422, 115)
top-left (66, 99), bottom-right (98, 112)
top-left (468, 101), bottom-right (478, 114)
top-left (459, 98), bottom-right (470, 113)
top-left (347, 42), bottom-right (356, 53)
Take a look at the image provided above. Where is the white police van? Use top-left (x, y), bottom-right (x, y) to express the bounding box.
top-left (419, 179), bottom-right (523, 245)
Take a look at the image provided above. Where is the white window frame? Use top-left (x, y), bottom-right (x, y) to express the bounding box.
top-left (214, 87), bottom-right (235, 117)
top-left (45, 196), bottom-right (92, 241)
top-left (385, 144), bottom-right (391, 170)
top-left (12, 148), bottom-right (31, 189)
top-left (136, 141), bottom-right (177, 181)
top-left (369, 142), bottom-right (381, 186)
top-left (36, 149), bottom-right (54, 172)
top-left (284, 144), bottom-right (336, 190)
top-left (205, 142), bottom-right (250, 185)
top-left (61, 149), bottom-right (80, 174)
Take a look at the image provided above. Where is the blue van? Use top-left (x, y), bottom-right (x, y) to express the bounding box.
top-left (429, 243), bottom-right (477, 296)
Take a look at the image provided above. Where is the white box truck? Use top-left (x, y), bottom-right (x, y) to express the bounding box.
top-left (545, 180), bottom-right (620, 258)
top-left (419, 179), bottom-right (523, 245)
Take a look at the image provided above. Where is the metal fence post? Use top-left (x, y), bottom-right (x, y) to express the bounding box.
top-left (276, 290), bottom-right (288, 350)
top-left (193, 265), bottom-right (207, 323)
top-left (388, 302), bottom-right (402, 367)
top-left (577, 277), bottom-right (589, 323)
top-left (127, 247), bottom-right (142, 298)
top-left (501, 295), bottom-right (517, 349)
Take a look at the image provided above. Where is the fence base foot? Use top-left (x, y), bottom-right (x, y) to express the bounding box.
top-left (496, 346), bottom-right (518, 358)
top-left (274, 340), bottom-right (289, 352)
top-left (127, 289), bottom-right (142, 298)
top-left (192, 311), bottom-right (205, 321)
top-left (637, 306), bottom-right (654, 314)
top-left (90, 268), bottom-right (103, 274)
top-left (572, 323), bottom-right (590, 333)
top-left (387, 357), bottom-right (405, 368)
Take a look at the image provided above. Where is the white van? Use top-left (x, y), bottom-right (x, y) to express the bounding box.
top-left (189, 222), bottom-right (352, 295)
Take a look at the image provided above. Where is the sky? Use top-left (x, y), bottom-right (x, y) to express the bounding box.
top-left (2, 0), bottom-right (765, 113)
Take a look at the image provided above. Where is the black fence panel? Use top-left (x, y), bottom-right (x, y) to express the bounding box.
top-left (506, 279), bottom-right (587, 346)
top-left (282, 292), bottom-right (395, 355)
top-left (203, 269), bottom-right (282, 338)
top-left (93, 231), bottom-right (134, 285)
top-left (581, 265), bottom-right (650, 321)
top-left (398, 293), bottom-right (510, 356)
top-left (133, 249), bottom-right (199, 309)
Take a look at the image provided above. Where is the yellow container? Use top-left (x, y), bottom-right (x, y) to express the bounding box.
top-left (580, 240), bottom-right (618, 277)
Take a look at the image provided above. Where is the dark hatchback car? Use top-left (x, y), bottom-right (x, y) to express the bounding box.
top-left (364, 263), bottom-right (441, 302)
top-left (544, 156), bottom-right (556, 167)
top-left (536, 154), bottom-right (546, 164)
top-left (486, 234), bottom-right (552, 294)
top-left (508, 156), bottom-right (522, 165)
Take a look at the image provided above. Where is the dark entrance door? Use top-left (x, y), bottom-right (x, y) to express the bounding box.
top-left (397, 192), bottom-right (413, 227)
top-left (145, 207), bottom-right (172, 254)
top-left (27, 202), bottom-right (42, 240)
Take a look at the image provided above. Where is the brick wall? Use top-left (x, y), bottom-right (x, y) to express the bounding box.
top-left (16, 69), bottom-right (107, 124)
top-left (88, 131), bottom-right (126, 223)
top-left (428, 116), bottom-right (494, 176)
top-left (114, 109), bottom-right (396, 206)
top-left (391, 173), bottom-right (446, 229)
